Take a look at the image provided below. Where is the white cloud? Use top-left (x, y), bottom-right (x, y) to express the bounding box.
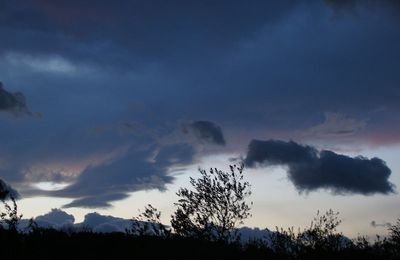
top-left (33, 182), bottom-right (71, 191)
top-left (35, 208), bottom-right (75, 228)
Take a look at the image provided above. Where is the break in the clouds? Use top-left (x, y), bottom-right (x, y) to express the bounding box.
top-left (245, 140), bottom-right (395, 195)
top-left (0, 82), bottom-right (31, 116)
top-left (182, 121), bottom-right (226, 145)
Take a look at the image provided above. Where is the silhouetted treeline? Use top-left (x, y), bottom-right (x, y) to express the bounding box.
top-left (0, 224), bottom-right (400, 260)
top-left (1, 165), bottom-right (399, 259)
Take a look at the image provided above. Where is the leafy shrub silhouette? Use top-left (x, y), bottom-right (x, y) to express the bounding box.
top-left (171, 164), bottom-right (252, 242)
top-left (0, 196), bottom-right (22, 233)
top-left (299, 209), bottom-right (346, 252)
top-left (270, 226), bottom-right (302, 256)
top-left (128, 204), bottom-right (170, 237)
top-left (386, 218), bottom-right (400, 256)
top-left (269, 209), bottom-right (348, 258)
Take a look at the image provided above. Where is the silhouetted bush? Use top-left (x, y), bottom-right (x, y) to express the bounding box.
top-left (171, 164), bottom-right (252, 242)
top-left (128, 204), bottom-right (171, 237)
top-left (0, 196), bottom-right (22, 233)
top-left (387, 218), bottom-right (400, 257)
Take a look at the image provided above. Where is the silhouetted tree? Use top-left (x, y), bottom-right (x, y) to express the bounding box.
top-left (389, 218), bottom-right (400, 243)
top-left (0, 196), bottom-right (22, 233)
top-left (26, 217), bottom-right (39, 233)
top-left (270, 226), bottom-right (302, 256)
top-left (128, 204), bottom-right (170, 237)
top-left (387, 218), bottom-right (400, 256)
top-left (171, 164), bottom-right (252, 242)
top-left (269, 209), bottom-right (348, 257)
top-left (299, 209), bottom-right (346, 252)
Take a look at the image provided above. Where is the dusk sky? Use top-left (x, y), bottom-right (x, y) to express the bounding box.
top-left (1, 0), bottom-right (400, 237)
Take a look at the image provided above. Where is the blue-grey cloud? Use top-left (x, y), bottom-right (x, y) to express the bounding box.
top-left (18, 210), bottom-right (130, 232)
top-left (245, 140), bottom-right (395, 195)
top-left (79, 212), bottom-right (131, 233)
top-left (26, 208), bottom-right (274, 240)
top-left (304, 112), bottom-right (367, 138)
top-left (35, 208), bottom-right (75, 228)
top-left (183, 121), bottom-right (226, 145)
top-left (62, 194), bottom-right (129, 209)
top-left (54, 143), bottom-right (195, 208)
top-left (0, 1), bottom-right (303, 66)
top-left (0, 82), bottom-right (31, 116)
top-left (1, 0), bottom-right (400, 207)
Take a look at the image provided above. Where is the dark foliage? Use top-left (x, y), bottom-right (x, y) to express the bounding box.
top-left (127, 204), bottom-right (171, 237)
top-left (0, 228), bottom-right (272, 260)
top-left (171, 164), bottom-right (252, 242)
top-left (0, 196), bottom-right (23, 233)
top-left (1, 223), bottom-right (400, 260)
top-left (0, 167), bottom-right (399, 259)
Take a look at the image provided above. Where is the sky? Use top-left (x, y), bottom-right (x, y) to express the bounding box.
top-left (0, 0), bottom-right (400, 238)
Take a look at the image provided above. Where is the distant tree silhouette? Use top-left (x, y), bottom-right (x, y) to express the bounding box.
top-left (269, 209), bottom-right (347, 257)
top-left (26, 217), bottom-right (39, 233)
top-left (0, 196), bottom-right (22, 233)
top-left (389, 218), bottom-right (400, 243)
top-left (171, 164), bottom-right (252, 242)
top-left (270, 226), bottom-right (302, 256)
top-left (387, 218), bottom-right (400, 256)
top-left (299, 209), bottom-right (345, 252)
top-left (128, 204), bottom-right (170, 237)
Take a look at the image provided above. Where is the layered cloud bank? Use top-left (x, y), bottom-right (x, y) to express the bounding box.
top-left (245, 140), bottom-right (395, 195)
top-left (19, 120), bottom-right (224, 208)
top-left (0, 0), bottom-right (399, 208)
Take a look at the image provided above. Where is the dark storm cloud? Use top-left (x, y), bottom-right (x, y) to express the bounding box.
top-left (183, 121), bottom-right (226, 145)
top-left (1, 0), bottom-right (400, 207)
top-left (0, 1), bottom-right (304, 66)
top-left (325, 0), bottom-right (400, 11)
top-left (1, 0), bottom-right (400, 130)
top-left (0, 178), bottom-right (19, 200)
top-left (245, 140), bottom-right (395, 195)
top-left (0, 82), bottom-right (31, 116)
top-left (1, 0), bottom-right (397, 67)
top-left (154, 143), bottom-right (196, 165)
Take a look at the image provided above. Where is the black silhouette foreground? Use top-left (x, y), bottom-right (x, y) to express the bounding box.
top-left (1, 166), bottom-right (400, 259)
top-left (171, 165), bottom-right (252, 242)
